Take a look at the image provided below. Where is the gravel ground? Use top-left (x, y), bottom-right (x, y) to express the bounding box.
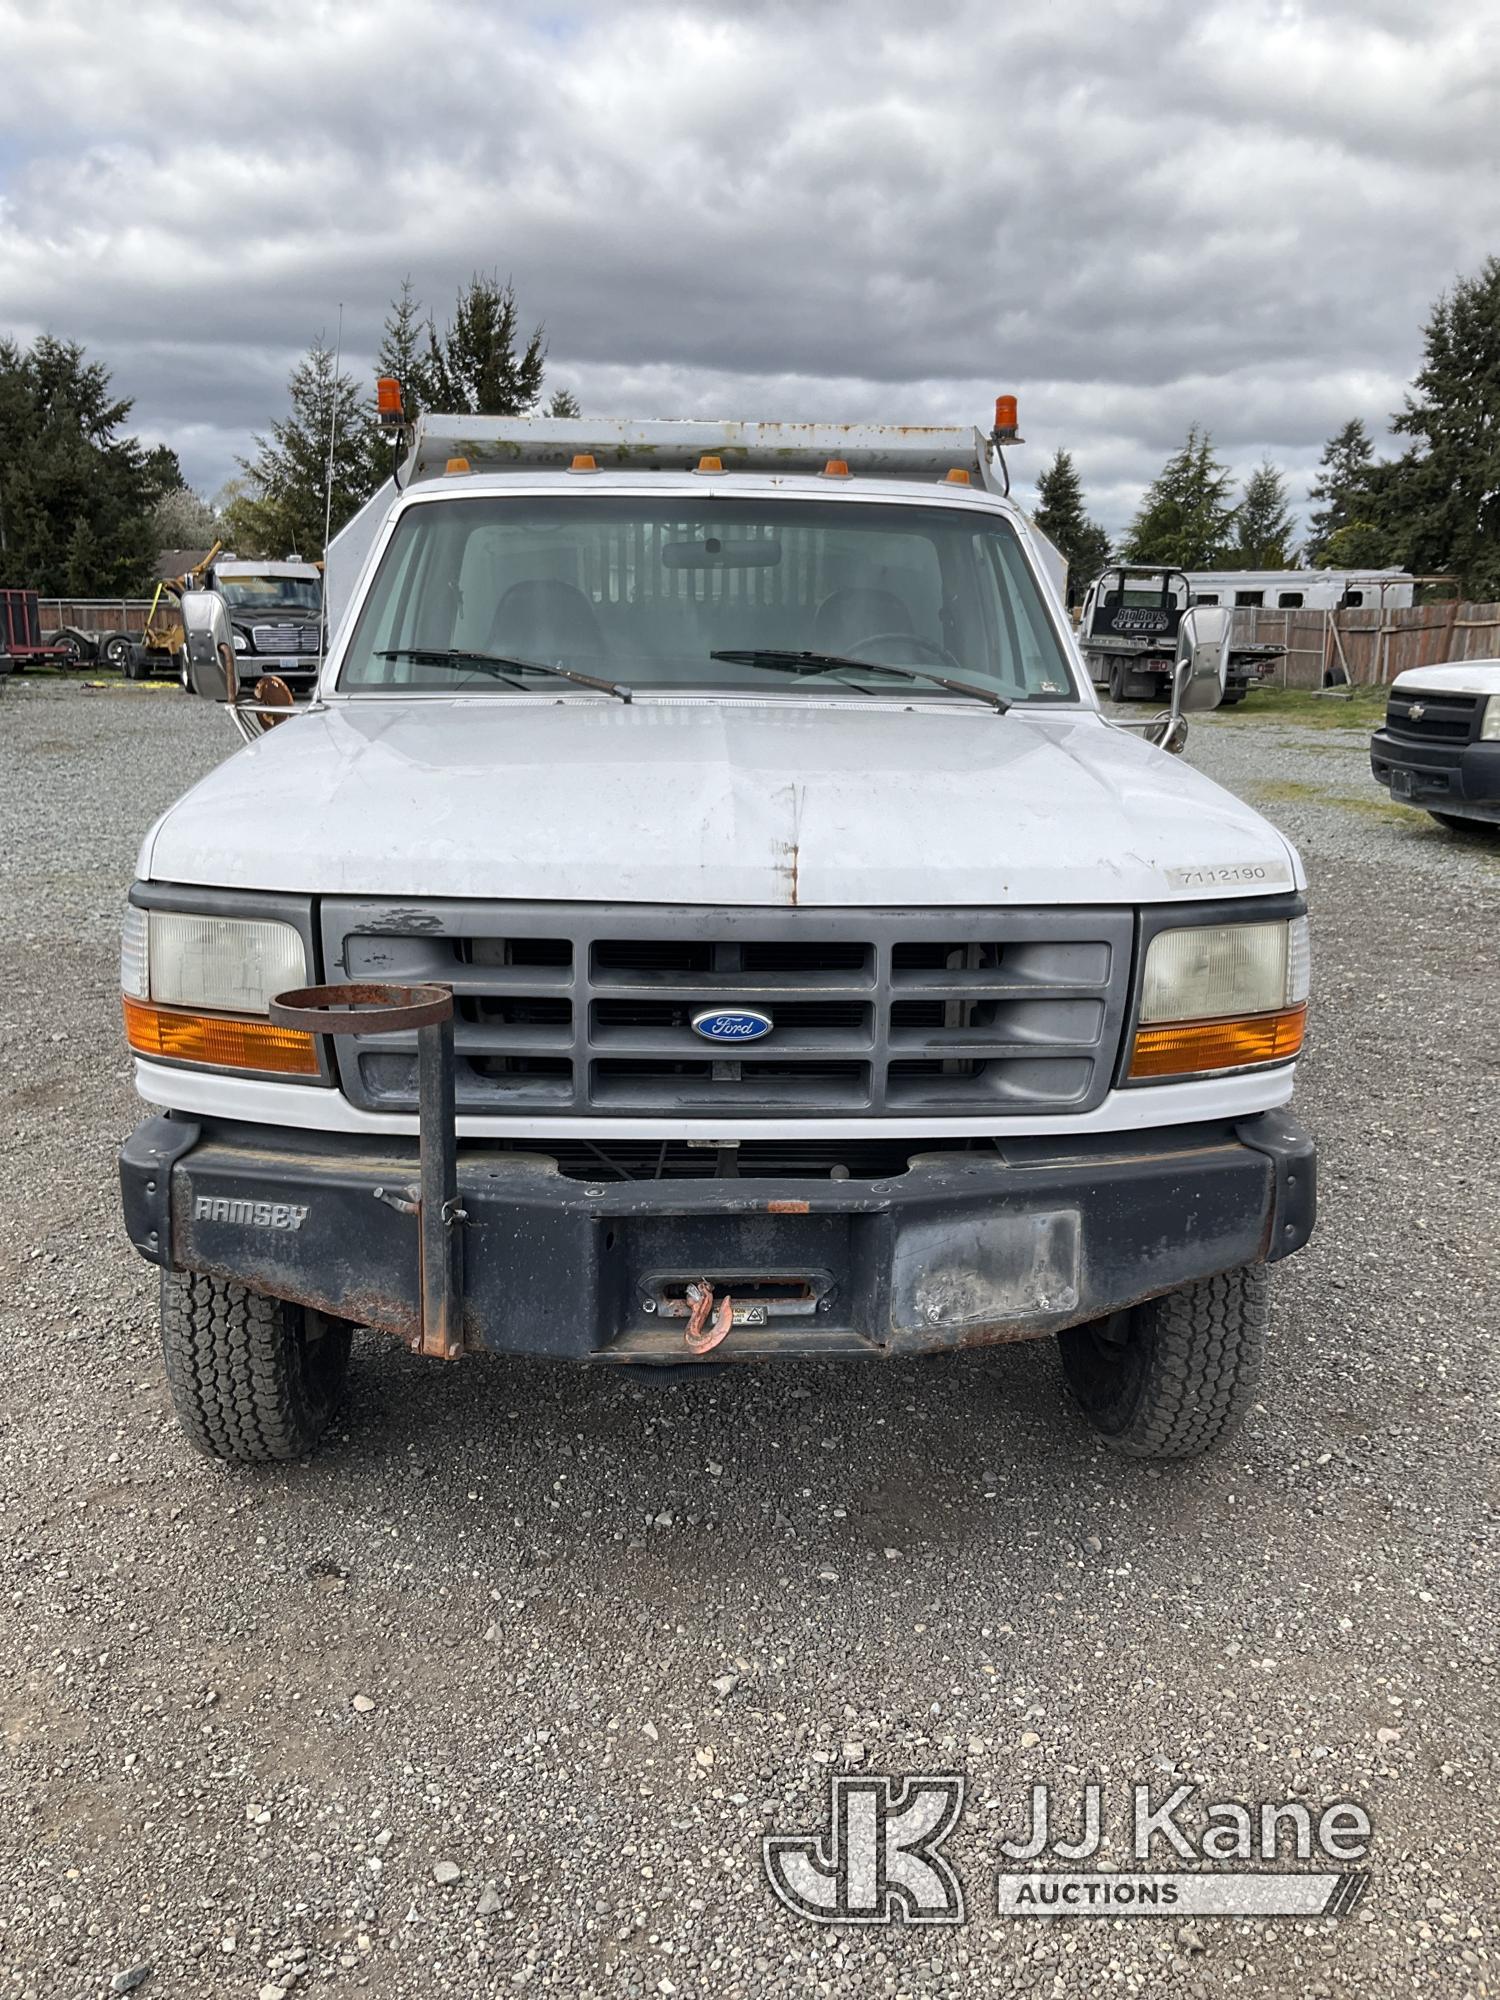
top-left (0, 677), bottom-right (1495, 2000)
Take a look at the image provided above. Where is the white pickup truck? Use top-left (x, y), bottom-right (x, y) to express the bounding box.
top-left (1369, 660), bottom-right (1500, 834)
top-left (118, 406), bottom-right (1315, 1466)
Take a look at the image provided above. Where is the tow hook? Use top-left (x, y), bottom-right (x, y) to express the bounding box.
top-left (683, 1280), bottom-right (735, 1355)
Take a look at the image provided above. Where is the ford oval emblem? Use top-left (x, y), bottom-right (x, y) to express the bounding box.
top-left (691, 1007), bottom-right (774, 1043)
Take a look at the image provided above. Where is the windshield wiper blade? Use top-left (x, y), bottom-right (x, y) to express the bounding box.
top-left (708, 647), bottom-right (1009, 714)
top-left (376, 646), bottom-right (633, 703)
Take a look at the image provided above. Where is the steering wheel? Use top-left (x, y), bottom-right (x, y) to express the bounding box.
top-left (844, 631), bottom-right (964, 670)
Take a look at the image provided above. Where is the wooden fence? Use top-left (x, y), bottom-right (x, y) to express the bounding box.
top-left (1233, 602), bottom-right (1500, 689)
top-left (38, 597), bottom-right (155, 639)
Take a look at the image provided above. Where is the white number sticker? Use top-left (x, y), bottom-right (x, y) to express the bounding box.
top-left (1165, 862), bottom-right (1290, 891)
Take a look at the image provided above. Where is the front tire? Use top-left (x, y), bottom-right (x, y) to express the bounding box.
top-left (1429, 810), bottom-right (1500, 840)
top-left (1058, 1266), bottom-right (1268, 1460)
top-left (160, 1270), bottom-right (352, 1462)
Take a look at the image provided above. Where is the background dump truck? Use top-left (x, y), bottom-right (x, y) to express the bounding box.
top-left (1079, 563), bottom-right (1284, 705)
top-left (120, 405), bottom-right (1315, 1470)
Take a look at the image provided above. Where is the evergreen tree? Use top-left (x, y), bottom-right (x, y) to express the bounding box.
top-left (1231, 461), bottom-right (1296, 567)
top-left (1389, 255), bottom-right (1500, 599)
top-left (1305, 419), bottom-right (1383, 566)
top-left (1316, 519), bottom-right (1393, 570)
top-left (375, 276), bottom-right (436, 421)
top-left (426, 272), bottom-right (547, 416)
top-left (1032, 449), bottom-right (1110, 606)
top-left (142, 443), bottom-right (187, 499)
top-left (0, 334), bottom-right (158, 593)
top-left (1073, 517), bottom-right (1111, 592)
top-left (228, 340), bottom-right (378, 558)
top-left (545, 386), bottom-right (582, 418)
top-left (1124, 427), bottom-right (1238, 569)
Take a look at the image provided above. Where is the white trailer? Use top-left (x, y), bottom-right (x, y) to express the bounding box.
top-left (1183, 569), bottom-right (1414, 612)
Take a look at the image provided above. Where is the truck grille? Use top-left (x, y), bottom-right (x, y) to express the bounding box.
top-left (321, 901), bottom-right (1132, 1118)
top-left (1384, 687), bottom-right (1480, 744)
top-left (251, 622), bottom-right (321, 654)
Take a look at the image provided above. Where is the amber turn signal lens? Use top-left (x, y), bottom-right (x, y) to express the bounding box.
top-left (123, 997), bottom-right (319, 1077)
top-left (1128, 1005), bottom-right (1306, 1081)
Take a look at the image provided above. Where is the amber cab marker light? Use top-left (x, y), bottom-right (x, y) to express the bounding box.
top-left (568, 453), bottom-right (598, 473)
top-left (123, 996), bottom-right (319, 1077)
top-left (695, 453), bottom-right (724, 474)
top-left (1128, 1005), bottom-right (1307, 1082)
top-left (822, 458), bottom-right (851, 478)
top-left (444, 456), bottom-right (471, 475)
top-left (944, 467), bottom-right (972, 485)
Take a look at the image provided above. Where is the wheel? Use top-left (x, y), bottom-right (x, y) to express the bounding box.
top-left (123, 647), bottom-right (154, 681)
top-left (1108, 660), bottom-right (1126, 703)
top-left (99, 632), bottom-right (136, 672)
top-left (47, 630), bottom-right (84, 665)
top-left (1428, 811), bottom-right (1500, 839)
top-left (1221, 685), bottom-right (1247, 706)
top-left (178, 648), bottom-right (194, 693)
top-left (160, 1270), bottom-right (353, 1462)
top-left (1058, 1266), bottom-right (1268, 1460)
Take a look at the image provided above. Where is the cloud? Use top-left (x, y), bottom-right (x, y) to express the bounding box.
top-left (1, 0), bottom-right (1497, 536)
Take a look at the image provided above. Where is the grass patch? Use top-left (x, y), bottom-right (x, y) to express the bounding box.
top-left (1243, 776), bottom-right (1454, 833)
top-left (1207, 686), bottom-right (1388, 730)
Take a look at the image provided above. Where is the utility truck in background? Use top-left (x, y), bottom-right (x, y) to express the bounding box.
top-left (118, 394), bottom-right (1315, 1468)
top-left (127, 550), bottom-right (324, 693)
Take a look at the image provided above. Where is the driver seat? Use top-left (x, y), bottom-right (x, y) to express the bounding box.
top-left (488, 579), bottom-right (605, 664)
top-left (812, 586), bottom-right (914, 654)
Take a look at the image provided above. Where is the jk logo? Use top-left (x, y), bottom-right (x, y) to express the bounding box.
top-left (763, 1775), bottom-right (966, 1925)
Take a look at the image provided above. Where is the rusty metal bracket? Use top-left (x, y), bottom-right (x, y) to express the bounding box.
top-left (269, 982), bottom-right (465, 1360)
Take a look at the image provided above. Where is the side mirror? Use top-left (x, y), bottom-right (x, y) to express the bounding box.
top-left (1174, 605), bottom-right (1229, 715)
top-left (181, 590), bottom-right (238, 703)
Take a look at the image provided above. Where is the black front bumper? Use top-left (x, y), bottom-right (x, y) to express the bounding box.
top-left (120, 1112), bottom-right (1315, 1362)
top-left (1370, 728), bottom-right (1500, 819)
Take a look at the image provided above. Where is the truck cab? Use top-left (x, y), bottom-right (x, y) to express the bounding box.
top-left (204, 559), bottom-right (324, 693)
top-left (119, 410), bottom-right (1314, 1466)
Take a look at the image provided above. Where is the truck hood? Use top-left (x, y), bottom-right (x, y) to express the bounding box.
top-left (1392, 661), bottom-right (1500, 696)
top-left (141, 696), bottom-right (1301, 907)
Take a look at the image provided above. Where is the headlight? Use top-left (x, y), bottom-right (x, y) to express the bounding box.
top-left (232, 632), bottom-right (248, 653)
top-left (1481, 694), bottom-right (1500, 741)
top-left (1129, 917), bottom-right (1308, 1081)
top-left (120, 904), bottom-right (319, 1077)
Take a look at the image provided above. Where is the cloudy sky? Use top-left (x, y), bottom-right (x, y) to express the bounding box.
top-left (2, 0), bottom-right (1498, 539)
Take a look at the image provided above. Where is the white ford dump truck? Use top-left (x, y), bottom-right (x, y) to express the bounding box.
top-left (118, 404), bottom-right (1314, 1465)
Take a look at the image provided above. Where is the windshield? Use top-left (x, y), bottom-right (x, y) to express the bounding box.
top-left (338, 496), bottom-right (1079, 704)
top-left (217, 575), bottom-right (322, 614)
